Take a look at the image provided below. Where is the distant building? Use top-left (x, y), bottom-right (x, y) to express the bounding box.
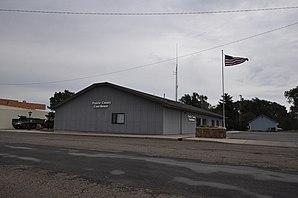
top-left (248, 114), bottom-right (278, 132)
top-left (54, 82), bottom-right (222, 135)
top-left (0, 98), bottom-right (47, 129)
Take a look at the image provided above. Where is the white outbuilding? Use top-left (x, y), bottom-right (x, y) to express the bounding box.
top-left (248, 114), bottom-right (278, 132)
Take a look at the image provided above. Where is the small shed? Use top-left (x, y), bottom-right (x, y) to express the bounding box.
top-left (248, 114), bottom-right (278, 132)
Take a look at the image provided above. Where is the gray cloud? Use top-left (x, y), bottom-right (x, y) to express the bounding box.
top-left (0, 0), bottom-right (297, 110)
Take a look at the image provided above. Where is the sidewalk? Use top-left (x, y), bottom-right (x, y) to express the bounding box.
top-left (2, 129), bottom-right (298, 148)
top-left (185, 137), bottom-right (298, 148)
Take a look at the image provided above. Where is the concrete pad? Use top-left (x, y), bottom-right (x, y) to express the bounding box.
top-left (185, 137), bottom-right (298, 148)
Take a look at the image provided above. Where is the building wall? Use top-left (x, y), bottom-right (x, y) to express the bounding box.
top-left (55, 86), bottom-right (164, 135)
top-left (249, 116), bottom-right (278, 131)
top-left (0, 106), bottom-right (47, 129)
top-left (195, 114), bottom-right (222, 127)
top-left (163, 108), bottom-right (181, 135)
top-left (163, 108), bottom-right (221, 135)
top-left (181, 112), bottom-right (197, 134)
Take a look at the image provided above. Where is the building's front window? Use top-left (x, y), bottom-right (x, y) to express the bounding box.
top-left (196, 117), bottom-right (201, 126)
top-left (112, 113), bottom-right (125, 124)
top-left (202, 119), bottom-right (206, 126)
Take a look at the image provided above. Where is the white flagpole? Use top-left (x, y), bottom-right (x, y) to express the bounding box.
top-left (175, 43), bottom-right (178, 101)
top-left (221, 50), bottom-right (226, 128)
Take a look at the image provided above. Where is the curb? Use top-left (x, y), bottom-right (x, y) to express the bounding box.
top-left (1, 129), bottom-right (190, 141)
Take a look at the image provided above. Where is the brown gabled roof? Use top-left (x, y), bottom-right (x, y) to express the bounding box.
top-left (54, 82), bottom-right (222, 118)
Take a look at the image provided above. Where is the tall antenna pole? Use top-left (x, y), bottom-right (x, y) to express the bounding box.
top-left (175, 44), bottom-right (178, 101)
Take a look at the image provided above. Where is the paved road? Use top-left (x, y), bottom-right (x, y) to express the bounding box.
top-left (1, 131), bottom-right (298, 171)
top-left (1, 142), bottom-right (298, 198)
top-left (227, 131), bottom-right (298, 142)
top-left (1, 131), bottom-right (298, 197)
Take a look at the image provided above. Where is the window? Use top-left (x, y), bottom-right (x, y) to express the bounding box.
top-left (196, 118), bottom-right (201, 126)
top-left (216, 120), bottom-right (220, 126)
top-left (211, 120), bottom-right (215, 126)
top-left (202, 119), bottom-right (206, 126)
top-left (112, 113), bottom-right (125, 124)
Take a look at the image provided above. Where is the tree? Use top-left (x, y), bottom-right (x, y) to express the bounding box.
top-left (180, 92), bottom-right (211, 110)
top-left (285, 86), bottom-right (298, 118)
top-left (45, 112), bottom-right (55, 129)
top-left (238, 98), bottom-right (288, 130)
top-left (284, 86), bottom-right (298, 129)
top-left (215, 93), bottom-right (239, 129)
top-left (48, 90), bottom-right (75, 111)
top-left (215, 94), bottom-right (289, 130)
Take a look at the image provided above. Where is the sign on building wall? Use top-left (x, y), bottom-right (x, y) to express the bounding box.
top-left (92, 101), bottom-right (111, 109)
top-left (188, 115), bottom-right (196, 122)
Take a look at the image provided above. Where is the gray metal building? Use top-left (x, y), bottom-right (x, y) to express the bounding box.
top-left (54, 82), bottom-right (222, 135)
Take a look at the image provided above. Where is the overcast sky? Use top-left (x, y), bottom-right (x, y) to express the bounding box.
top-left (0, 0), bottom-right (297, 111)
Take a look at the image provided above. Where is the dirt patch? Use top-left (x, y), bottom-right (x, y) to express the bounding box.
top-left (0, 165), bottom-right (186, 198)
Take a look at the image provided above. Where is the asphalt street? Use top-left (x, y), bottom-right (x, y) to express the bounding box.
top-left (1, 142), bottom-right (298, 198)
top-left (1, 131), bottom-right (298, 197)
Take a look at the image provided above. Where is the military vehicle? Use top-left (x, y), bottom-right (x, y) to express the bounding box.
top-left (12, 116), bottom-right (46, 130)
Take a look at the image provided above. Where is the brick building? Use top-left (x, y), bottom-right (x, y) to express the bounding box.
top-left (0, 98), bottom-right (47, 129)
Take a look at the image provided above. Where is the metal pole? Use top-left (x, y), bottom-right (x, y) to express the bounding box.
top-left (239, 95), bottom-right (243, 128)
top-left (221, 50), bottom-right (225, 128)
top-left (28, 111), bottom-right (32, 130)
top-left (175, 44), bottom-right (178, 101)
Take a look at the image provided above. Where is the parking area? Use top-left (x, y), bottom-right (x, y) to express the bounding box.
top-left (227, 131), bottom-right (298, 142)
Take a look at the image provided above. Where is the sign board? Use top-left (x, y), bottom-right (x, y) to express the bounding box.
top-left (92, 101), bottom-right (111, 109)
top-left (188, 115), bottom-right (196, 122)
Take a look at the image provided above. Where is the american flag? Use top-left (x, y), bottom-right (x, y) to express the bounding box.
top-left (225, 54), bottom-right (248, 66)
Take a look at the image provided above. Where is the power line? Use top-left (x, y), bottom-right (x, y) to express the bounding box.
top-left (0, 6), bottom-right (298, 16)
top-left (178, 21), bottom-right (298, 59)
top-left (1, 58), bottom-right (177, 85)
top-left (1, 21), bottom-right (297, 86)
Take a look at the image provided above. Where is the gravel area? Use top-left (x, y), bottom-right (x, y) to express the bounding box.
top-left (0, 165), bottom-right (187, 198)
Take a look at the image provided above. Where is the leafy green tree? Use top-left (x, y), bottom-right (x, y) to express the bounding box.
top-left (215, 95), bottom-right (289, 130)
top-left (215, 93), bottom-right (239, 129)
top-left (45, 112), bottom-right (55, 129)
top-left (285, 86), bottom-right (298, 118)
top-left (180, 92), bottom-right (211, 110)
top-left (180, 94), bottom-right (193, 106)
top-left (284, 86), bottom-right (298, 129)
top-left (48, 90), bottom-right (75, 111)
top-left (238, 98), bottom-right (288, 130)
